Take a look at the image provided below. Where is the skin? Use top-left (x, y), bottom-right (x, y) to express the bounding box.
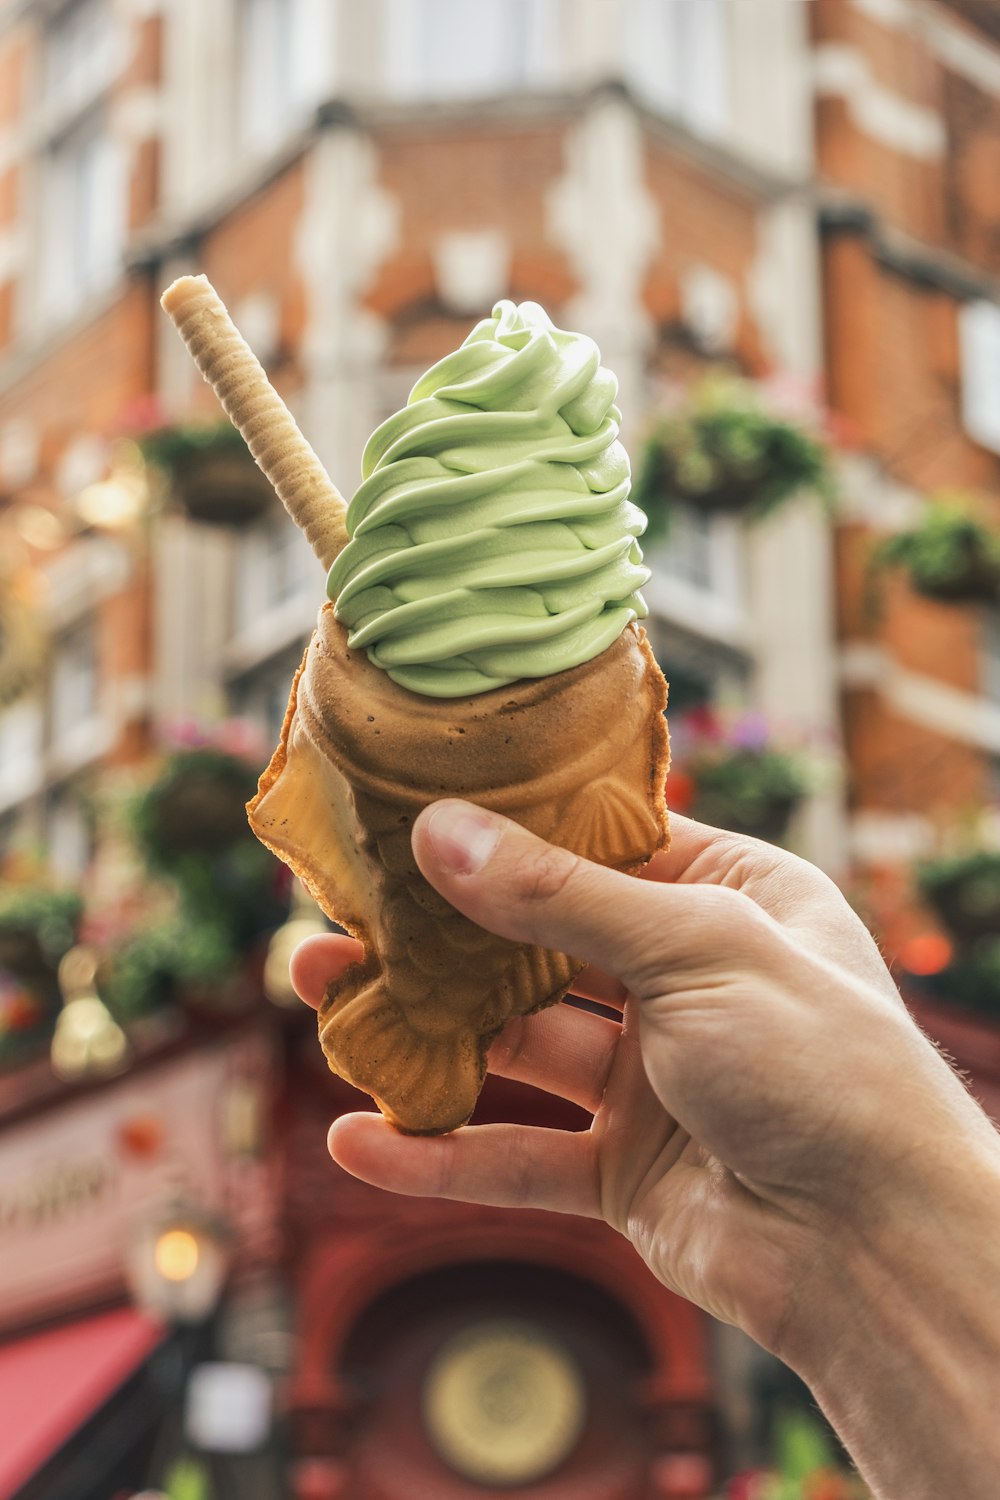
top-left (292, 802), bottom-right (1000, 1499)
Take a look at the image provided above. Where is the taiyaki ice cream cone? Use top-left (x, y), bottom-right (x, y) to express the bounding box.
top-left (162, 283), bottom-right (669, 1135)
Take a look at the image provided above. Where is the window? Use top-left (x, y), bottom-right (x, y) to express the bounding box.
top-left (0, 702), bottom-right (44, 813)
top-left (238, 0), bottom-right (331, 152)
top-left (39, 0), bottom-right (124, 322)
top-left (49, 619), bottom-right (100, 748)
top-left (984, 609), bottom-right (1000, 705)
top-left (622, 0), bottom-right (729, 139)
top-left (44, 0), bottom-right (117, 122)
top-left (45, 787), bottom-right (93, 881)
top-left (233, 516), bottom-right (317, 636)
top-left (41, 118), bottom-right (125, 322)
top-left (228, 644), bottom-right (307, 747)
top-left (959, 300), bottom-right (1000, 454)
top-left (383, 0), bottom-right (559, 102)
top-left (656, 498), bottom-right (713, 591)
top-left (650, 498), bottom-right (743, 602)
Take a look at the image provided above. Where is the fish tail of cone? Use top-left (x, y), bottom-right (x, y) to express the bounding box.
top-left (318, 953), bottom-right (485, 1135)
top-left (159, 275), bottom-right (350, 572)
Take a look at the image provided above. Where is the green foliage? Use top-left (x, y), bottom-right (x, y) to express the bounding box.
top-left (918, 849), bottom-right (1000, 904)
top-left (164, 1456), bottom-right (212, 1500)
top-left (917, 849), bottom-right (1000, 943)
top-left (692, 746), bottom-right (813, 809)
top-left (131, 748), bottom-right (260, 876)
top-left (137, 420), bottom-right (251, 478)
top-left (915, 938), bottom-right (1000, 1017)
top-left (101, 919), bottom-right (237, 1020)
top-left (632, 377), bottom-right (836, 534)
top-left (0, 887), bottom-right (83, 961)
top-left (129, 748), bottom-right (288, 982)
top-left (876, 498), bottom-right (1000, 603)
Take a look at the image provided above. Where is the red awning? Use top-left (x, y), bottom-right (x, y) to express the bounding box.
top-left (0, 1305), bottom-right (163, 1500)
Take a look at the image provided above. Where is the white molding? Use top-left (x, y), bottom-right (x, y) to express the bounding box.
top-left (840, 641), bottom-right (887, 686)
top-left (42, 538), bottom-right (132, 630)
top-left (813, 42), bottom-right (946, 161)
top-left (840, 642), bottom-right (1000, 752)
top-left (850, 0), bottom-right (917, 28)
top-left (222, 589), bottom-right (317, 679)
top-left (45, 713), bottom-right (117, 782)
top-left (849, 809), bottom-right (936, 862)
top-left (643, 570), bottom-right (752, 657)
top-left (432, 229), bottom-right (511, 316)
top-left (546, 92), bottom-right (658, 349)
top-left (0, 227), bottom-right (23, 282)
top-left (921, 7), bottom-right (1000, 97)
top-left (112, 84), bottom-right (163, 143)
top-left (834, 454), bottom-right (924, 529)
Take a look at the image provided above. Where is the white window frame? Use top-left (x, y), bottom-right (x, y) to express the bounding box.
top-left (0, 700), bottom-right (45, 815)
top-left (984, 609), bottom-right (1000, 708)
top-left (47, 615), bottom-right (109, 776)
top-left (959, 299), bottom-right (1000, 455)
top-left (225, 514), bottom-right (319, 677)
top-left (37, 0), bottom-right (125, 327)
top-left (237, 0), bottom-right (332, 153)
top-left (382, 0), bottom-right (561, 102)
top-left (642, 500), bottom-right (749, 653)
top-left (622, 0), bottom-right (730, 140)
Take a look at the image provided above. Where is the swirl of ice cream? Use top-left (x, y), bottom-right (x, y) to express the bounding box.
top-left (327, 300), bottom-right (650, 698)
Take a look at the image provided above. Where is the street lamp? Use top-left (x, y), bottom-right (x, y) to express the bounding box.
top-left (126, 1205), bottom-right (231, 1325)
top-left (51, 945), bottom-right (130, 1082)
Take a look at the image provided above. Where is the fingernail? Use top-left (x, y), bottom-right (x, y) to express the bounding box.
top-left (423, 800), bottom-right (502, 875)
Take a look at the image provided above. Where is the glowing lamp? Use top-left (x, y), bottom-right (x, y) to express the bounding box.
top-left (126, 1207), bottom-right (230, 1324)
top-left (51, 946), bottom-right (130, 1082)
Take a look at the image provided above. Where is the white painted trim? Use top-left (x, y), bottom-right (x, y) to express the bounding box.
top-left (849, 809), bottom-right (936, 862)
top-left (112, 84), bottom-right (163, 143)
top-left (42, 538), bottom-right (133, 630)
top-left (850, 0), bottom-right (917, 29)
top-left (834, 454), bottom-right (924, 529)
top-left (813, 42), bottom-right (946, 161)
top-left (45, 713), bottom-right (117, 782)
top-left (922, 7), bottom-right (1000, 96)
top-left (643, 570), bottom-right (752, 657)
top-left (0, 228), bottom-right (22, 282)
top-left (840, 642), bottom-right (1000, 752)
top-left (222, 589), bottom-right (317, 678)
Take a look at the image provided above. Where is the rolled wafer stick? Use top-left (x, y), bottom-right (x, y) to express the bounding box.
top-left (160, 274), bottom-right (349, 571)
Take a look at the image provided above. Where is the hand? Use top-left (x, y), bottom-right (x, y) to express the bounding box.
top-left (291, 801), bottom-right (989, 1358)
top-left (293, 802), bottom-right (1000, 1499)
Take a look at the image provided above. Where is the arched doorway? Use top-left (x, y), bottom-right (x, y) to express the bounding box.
top-left (341, 1259), bottom-right (652, 1498)
top-left (290, 1206), bottom-right (714, 1498)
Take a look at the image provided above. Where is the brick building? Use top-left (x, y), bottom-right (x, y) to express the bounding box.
top-left (0, 1), bottom-right (999, 1497)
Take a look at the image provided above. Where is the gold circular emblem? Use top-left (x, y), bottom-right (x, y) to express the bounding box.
top-left (423, 1318), bottom-right (586, 1485)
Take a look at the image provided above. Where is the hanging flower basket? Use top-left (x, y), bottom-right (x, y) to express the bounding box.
top-left (0, 569), bottom-right (47, 709)
top-left (138, 422), bottom-right (274, 527)
top-left (670, 709), bottom-right (818, 845)
top-left (0, 888), bottom-right (83, 1065)
top-left (875, 497), bottom-right (1000, 605)
top-left (133, 747), bottom-right (259, 867)
top-left (917, 850), bottom-right (1000, 944)
top-left (908, 938), bottom-right (1000, 1019)
top-left (632, 376), bottom-right (836, 532)
top-left (131, 745), bottom-right (291, 968)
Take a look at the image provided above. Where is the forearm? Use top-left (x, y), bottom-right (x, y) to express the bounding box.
top-left (787, 1133), bottom-right (1000, 1500)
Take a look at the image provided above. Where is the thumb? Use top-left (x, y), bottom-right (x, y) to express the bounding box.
top-left (411, 799), bottom-right (754, 995)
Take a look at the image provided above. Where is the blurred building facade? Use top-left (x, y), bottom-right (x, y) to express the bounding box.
top-left (0, 1), bottom-right (999, 1497)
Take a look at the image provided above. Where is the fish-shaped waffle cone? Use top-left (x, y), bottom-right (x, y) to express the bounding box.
top-left (249, 603), bottom-right (669, 1133)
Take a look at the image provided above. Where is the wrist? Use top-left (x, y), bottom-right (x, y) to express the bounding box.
top-left (780, 1126), bottom-right (1000, 1499)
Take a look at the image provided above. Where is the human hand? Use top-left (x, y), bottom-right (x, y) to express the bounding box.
top-left (290, 801), bottom-right (1000, 1375)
